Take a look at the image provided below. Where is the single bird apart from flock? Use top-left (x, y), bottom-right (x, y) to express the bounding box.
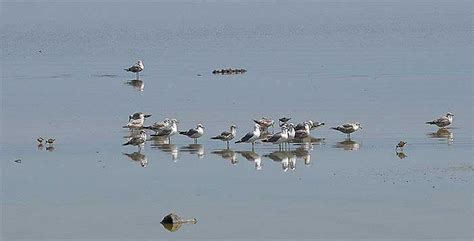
top-left (331, 122), bottom-right (362, 138)
top-left (426, 112), bottom-right (454, 128)
top-left (125, 60), bottom-right (144, 79)
top-left (211, 125), bottom-right (237, 149)
top-left (396, 141), bottom-right (407, 151)
top-left (179, 124), bottom-right (205, 143)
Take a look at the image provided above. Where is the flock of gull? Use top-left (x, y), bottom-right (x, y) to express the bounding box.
top-left (119, 60), bottom-right (456, 158)
top-left (33, 60), bottom-right (456, 170)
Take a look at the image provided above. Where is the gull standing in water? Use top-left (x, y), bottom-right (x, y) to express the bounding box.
top-left (262, 126), bottom-right (289, 149)
top-left (151, 119), bottom-right (179, 142)
top-left (294, 122), bottom-right (311, 139)
top-left (124, 112), bottom-right (152, 129)
top-left (331, 122), bottom-right (362, 138)
top-left (426, 112), bottom-right (454, 128)
top-left (179, 124), bottom-right (205, 143)
top-left (295, 120), bottom-right (325, 131)
top-left (144, 118), bottom-right (170, 133)
top-left (235, 123), bottom-right (261, 150)
top-left (124, 60), bottom-right (144, 80)
top-left (123, 130), bottom-right (147, 152)
top-left (211, 125), bottom-right (237, 149)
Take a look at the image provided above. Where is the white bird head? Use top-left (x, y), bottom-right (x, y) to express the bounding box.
top-left (197, 124), bottom-right (205, 129)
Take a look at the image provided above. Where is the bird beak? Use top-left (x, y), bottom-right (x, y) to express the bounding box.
top-left (144, 114), bottom-right (152, 118)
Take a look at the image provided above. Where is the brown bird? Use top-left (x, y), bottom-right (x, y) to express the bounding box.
top-left (396, 141), bottom-right (407, 151)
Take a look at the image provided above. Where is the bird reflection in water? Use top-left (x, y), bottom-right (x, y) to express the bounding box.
top-left (46, 145), bottom-right (55, 152)
top-left (291, 136), bottom-right (325, 145)
top-left (292, 144), bottom-right (312, 166)
top-left (123, 152), bottom-right (148, 167)
top-left (264, 151), bottom-right (295, 172)
top-left (333, 139), bottom-right (360, 151)
top-left (237, 151), bottom-right (262, 170)
top-left (150, 136), bottom-right (179, 161)
top-left (180, 144), bottom-right (205, 159)
top-left (427, 128), bottom-right (454, 145)
top-left (396, 151), bottom-right (407, 159)
top-left (125, 79), bottom-right (144, 91)
top-left (212, 149), bottom-right (238, 165)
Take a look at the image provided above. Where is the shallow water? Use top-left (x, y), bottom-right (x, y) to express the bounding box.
top-left (1, 2), bottom-right (473, 240)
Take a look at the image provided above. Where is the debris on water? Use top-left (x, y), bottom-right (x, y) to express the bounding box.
top-left (197, 74), bottom-right (202, 76)
top-left (161, 213), bottom-right (197, 224)
top-left (14, 159), bottom-right (21, 163)
top-left (160, 213), bottom-right (197, 232)
top-left (212, 68), bottom-right (247, 75)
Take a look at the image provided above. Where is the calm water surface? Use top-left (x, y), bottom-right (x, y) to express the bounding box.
top-left (1, 2), bottom-right (473, 240)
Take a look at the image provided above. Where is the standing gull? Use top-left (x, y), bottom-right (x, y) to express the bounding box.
top-left (294, 122), bottom-right (311, 139)
top-left (144, 118), bottom-right (170, 133)
top-left (295, 120), bottom-right (325, 131)
top-left (235, 123), bottom-right (261, 150)
top-left (125, 60), bottom-right (144, 79)
top-left (426, 112), bottom-right (454, 128)
top-left (262, 126), bottom-right (289, 149)
top-left (179, 124), bottom-right (205, 143)
top-left (331, 122), bottom-right (362, 138)
top-left (124, 112), bottom-right (152, 129)
top-left (151, 119), bottom-right (179, 142)
top-left (211, 125), bottom-right (237, 149)
top-left (123, 130), bottom-right (147, 152)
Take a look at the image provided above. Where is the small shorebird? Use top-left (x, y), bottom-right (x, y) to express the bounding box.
top-left (125, 60), bottom-right (144, 79)
top-left (211, 125), bottom-right (237, 149)
top-left (179, 124), bottom-right (205, 143)
top-left (426, 112), bottom-right (454, 128)
top-left (331, 122), bottom-right (362, 138)
top-left (235, 123), bottom-right (261, 150)
top-left (396, 141), bottom-right (407, 151)
top-left (151, 119), bottom-right (178, 142)
top-left (254, 117), bottom-right (274, 132)
top-left (46, 138), bottom-right (55, 145)
top-left (37, 137), bottom-right (44, 144)
top-left (124, 112), bottom-right (152, 129)
top-left (123, 130), bottom-right (147, 152)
